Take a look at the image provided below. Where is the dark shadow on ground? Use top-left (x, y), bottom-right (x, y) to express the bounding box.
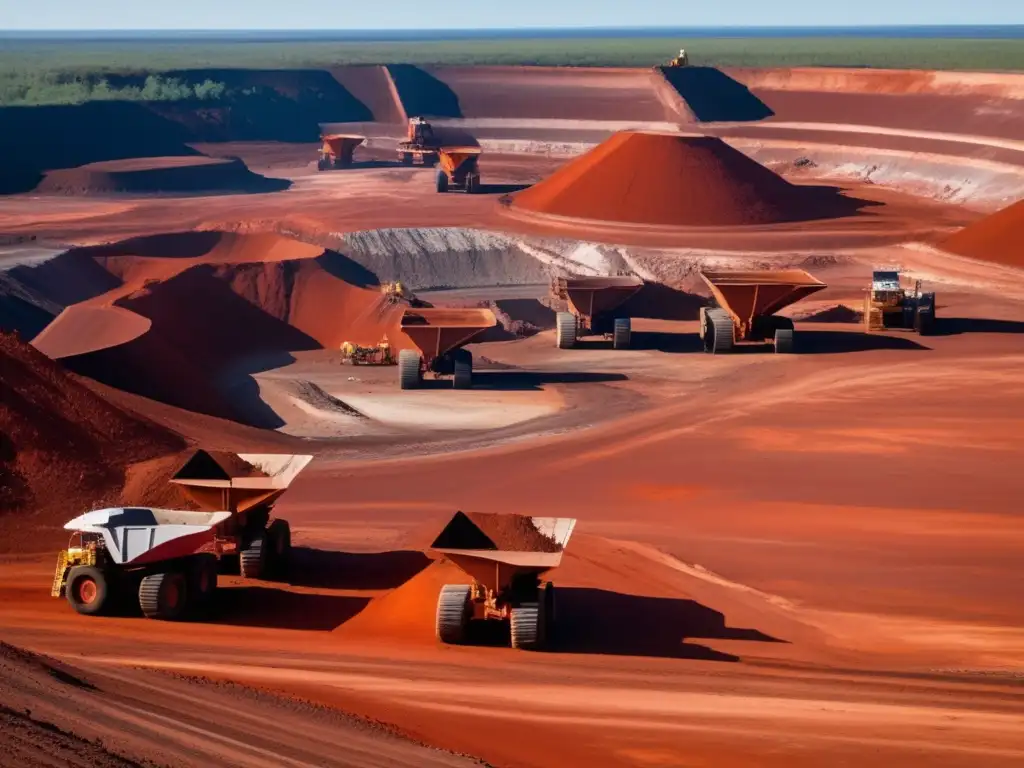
top-left (631, 331), bottom-right (704, 353)
top-left (0, 102), bottom-right (198, 194)
top-left (477, 183), bottom-right (531, 195)
top-left (620, 283), bottom-right (705, 321)
top-left (71, 231), bottom-right (223, 260)
top-left (931, 317), bottom-right (1024, 336)
top-left (659, 66), bottom-right (774, 122)
top-left (317, 249), bottom-right (380, 289)
top-left (796, 330), bottom-right (930, 354)
top-left (387, 65), bottom-right (463, 118)
top-left (210, 587), bottom-right (370, 631)
top-left (0, 294), bottom-right (55, 339)
top-left (471, 370), bottom-right (628, 391)
top-left (553, 588), bottom-right (783, 660)
top-left (495, 298), bottom-right (556, 330)
top-left (285, 548), bottom-right (432, 590)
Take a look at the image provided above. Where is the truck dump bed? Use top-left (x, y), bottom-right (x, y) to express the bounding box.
top-left (552, 275), bottom-right (644, 319)
top-left (170, 450), bottom-right (314, 513)
top-left (400, 308), bottom-right (497, 360)
top-left (431, 511), bottom-right (577, 590)
top-left (439, 147), bottom-right (481, 175)
top-left (700, 269), bottom-right (826, 325)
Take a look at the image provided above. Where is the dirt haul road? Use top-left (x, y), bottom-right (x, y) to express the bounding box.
top-left (2, 68), bottom-right (1024, 768)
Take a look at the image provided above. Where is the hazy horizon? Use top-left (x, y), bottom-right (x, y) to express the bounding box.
top-left (2, 1), bottom-right (1022, 32)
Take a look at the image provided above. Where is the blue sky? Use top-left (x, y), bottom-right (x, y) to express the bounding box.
top-left (2, 0), bottom-right (1021, 30)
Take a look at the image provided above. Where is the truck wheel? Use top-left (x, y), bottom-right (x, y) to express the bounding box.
top-left (436, 170), bottom-right (449, 193)
top-left (239, 536), bottom-right (267, 580)
top-left (706, 309), bottom-right (734, 354)
top-left (510, 603), bottom-right (542, 650)
top-left (467, 174), bottom-right (480, 194)
top-left (399, 349), bottom-right (422, 390)
top-left (66, 565), bottom-right (112, 616)
top-left (139, 571), bottom-right (189, 620)
top-left (265, 519), bottom-right (292, 579)
top-left (612, 317), bottom-right (631, 350)
top-left (774, 328), bottom-right (795, 354)
top-left (453, 348), bottom-right (473, 390)
top-left (555, 312), bottom-right (577, 349)
top-left (901, 303), bottom-right (915, 329)
top-left (401, 152), bottom-right (412, 166)
top-left (317, 157), bottom-right (328, 172)
top-left (436, 585), bottom-right (472, 644)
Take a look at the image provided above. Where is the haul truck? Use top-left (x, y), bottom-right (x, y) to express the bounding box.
top-left (398, 307), bottom-right (497, 390)
top-left (435, 147), bottom-right (482, 193)
top-left (551, 275), bottom-right (644, 350)
top-left (52, 451), bottom-right (312, 620)
top-left (864, 269), bottom-right (936, 335)
top-left (433, 512), bottom-right (576, 651)
top-left (699, 269), bottom-right (826, 354)
top-left (318, 134), bottom-right (366, 170)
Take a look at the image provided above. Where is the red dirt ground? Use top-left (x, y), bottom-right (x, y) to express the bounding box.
top-left (510, 131), bottom-right (848, 227)
top-left (0, 331), bottom-right (186, 550)
top-left (941, 197), bottom-right (1024, 266)
top-left (2, 67), bottom-right (1024, 768)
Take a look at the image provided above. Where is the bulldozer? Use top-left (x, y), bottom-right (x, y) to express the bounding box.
top-left (381, 281), bottom-right (411, 304)
top-left (341, 336), bottom-right (395, 365)
top-left (666, 48), bottom-right (689, 67)
top-left (863, 269), bottom-right (936, 335)
top-left (397, 117), bottom-right (441, 165)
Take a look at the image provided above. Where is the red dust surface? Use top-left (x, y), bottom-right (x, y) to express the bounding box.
top-left (0, 331), bottom-right (185, 551)
top-left (941, 197), bottom-right (1024, 267)
top-left (511, 131), bottom-right (837, 227)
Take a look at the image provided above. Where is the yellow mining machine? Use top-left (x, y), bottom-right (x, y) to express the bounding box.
top-left (341, 335), bottom-right (395, 365)
top-left (864, 269), bottom-right (936, 335)
top-left (666, 48), bottom-right (690, 67)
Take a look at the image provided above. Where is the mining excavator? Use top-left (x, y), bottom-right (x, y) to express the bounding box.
top-left (341, 336), bottom-right (395, 365)
top-left (864, 269), bottom-right (936, 335)
top-left (397, 117), bottom-right (441, 165)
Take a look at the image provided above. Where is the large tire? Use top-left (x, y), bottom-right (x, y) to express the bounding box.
top-left (612, 317), bottom-right (631, 350)
top-left (510, 603), bottom-right (542, 650)
top-left (239, 536), bottom-right (267, 580)
top-left (436, 170), bottom-right (449, 193)
top-left (453, 348), bottom-right (473, 390)
top-left (399, 349), bottom-right (422, 390)
top-left (466, 174), bottom-right (480, 194)
top-left (65, 565), bottom-right (112, 616)
top-left (138, 570), bottom-right (189, 620)
top-left (555, 311), bottom-right (577, 349)
top-left (774, 328), bottom-right (795, 354)
top-left (705, 308), bottom-right (734, 354)
top-left (265, 519), bottom-right (292, 579)
top-left (436, 585), bottom-right (472, 644)
top-left (401, 152), bottom-right (413, 166)
top-left (915, 294), bottom-right (936, 335)
top-left (317, 157), bottom-right (329, 172)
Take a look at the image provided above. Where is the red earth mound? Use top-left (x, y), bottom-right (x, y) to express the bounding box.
top-left (0, 331), bottom-right (186, 552)
top-left (34, 156), bottom-right (288, 196)
top-left (941, 197), bottom-right (1024, 267)
top-left (510, 131), bottom-right (837, 228)
top-left (34, 232), bottom-right (411, 425)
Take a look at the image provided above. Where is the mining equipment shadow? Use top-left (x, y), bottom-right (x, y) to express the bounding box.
top-left (211, 587), bottom-right (371, 631)
top-left (796, 330), bottom-right (931, 354)
top-left (631, 330), bottom-right (705, 354)
top-left (929, 317), bottom-right (1024, 336)
top-left (551, 588), bottom-right (784, 661)
top-left (478, 183), bottom-right (531, 195)
top-left (285, 547), bottom-right (432, 590)
top-left (472, 370), bottom-right (629, 391)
